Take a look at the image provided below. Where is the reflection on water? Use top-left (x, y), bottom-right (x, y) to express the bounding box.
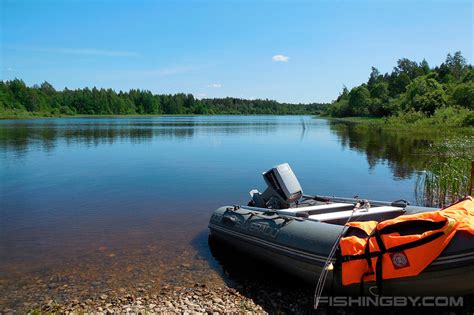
top-left (328, 122), bottom-right (436, 179)
top-left (0, 117), bottom-right (281, 157)
top-left (0, 116), bottom-right (446, 310)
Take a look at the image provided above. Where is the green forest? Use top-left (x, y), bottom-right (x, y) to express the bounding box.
top-left (0, 80), bottom-right (324, 117)
top-left (2, 51), bottom-right (473, 124)
top-left (323, 52), bottom-right (474, 127)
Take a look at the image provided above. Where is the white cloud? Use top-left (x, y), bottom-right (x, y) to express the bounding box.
top-left (45, 48), bottom-right (140, 57)
top-left (9, 45), bottom-right (140, 57)
top-left (272, 54), bottom-right (290, 62)
top-left (207, 83), bottom-right (222, 88)
top-left (99, 65), bottom-right (209, 79)
top-left (197, 93), bottom-right (207, 99)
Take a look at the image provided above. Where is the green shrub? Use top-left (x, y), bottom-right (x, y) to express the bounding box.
top-left (388, 109), bottom-right (426, 125)
top-left (429, 106), bottom-right (471, 127)
top-left (59, 106), bottom-right (75, 115)
top-left (452, 81), bottom-right (474, 109)
top-left (462, 111), bottom-right (474, 127)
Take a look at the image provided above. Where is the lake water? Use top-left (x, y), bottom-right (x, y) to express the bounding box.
top-left (0, 116), bottom-right (433, 309)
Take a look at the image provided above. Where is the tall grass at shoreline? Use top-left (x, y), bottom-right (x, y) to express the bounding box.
top-left (415, 136), bottom-right (473, 207)
top-left (323, 106), bottom-right (474, 131)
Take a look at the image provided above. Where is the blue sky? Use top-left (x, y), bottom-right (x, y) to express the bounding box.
top-left (1, 0), bottom-right (472, 103)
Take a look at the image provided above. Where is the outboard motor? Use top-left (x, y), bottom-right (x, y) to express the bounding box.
top-left (249, 163), bottom-right (303, 209)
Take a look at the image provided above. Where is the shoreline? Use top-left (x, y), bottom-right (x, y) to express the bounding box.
top-left (323, 116), bottom-right (474, 133)
top-left (26, 285), bottom-right (267, 314)
top-left (3, 280), bottom-right (314, 314)
top-left (9, 282), bottom-right (474, 314)
top-left (3, 113), bottom-right (473, 133)
top-left (0, 113), bottom-right (317, 120)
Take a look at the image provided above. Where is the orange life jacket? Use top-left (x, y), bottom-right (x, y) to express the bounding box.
top-left (339, 196), bottom-right (474, 291)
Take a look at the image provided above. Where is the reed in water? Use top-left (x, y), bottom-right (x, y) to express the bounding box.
top-left (416, 136), bottom-right (473, 207)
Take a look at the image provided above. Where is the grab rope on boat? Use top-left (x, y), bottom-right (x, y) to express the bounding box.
top-left (223, 205), bottom-right (299, 227)
top-left (313, 200), bottom-right (369, 310)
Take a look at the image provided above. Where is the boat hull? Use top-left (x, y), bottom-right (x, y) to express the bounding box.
top-left (209, 205), bottom-right (474, 296)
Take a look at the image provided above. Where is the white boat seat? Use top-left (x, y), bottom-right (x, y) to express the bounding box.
top-left (308, 206), bottom-right (405, 224)
top-left (277, 203), bottom-right (354, 215)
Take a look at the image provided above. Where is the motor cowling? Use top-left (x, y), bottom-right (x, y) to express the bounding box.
top-left (249, 163), bottom-right (303, 209)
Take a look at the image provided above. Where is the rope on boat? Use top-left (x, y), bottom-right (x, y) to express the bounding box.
top-left (313, 201), bottom-right (369, 310)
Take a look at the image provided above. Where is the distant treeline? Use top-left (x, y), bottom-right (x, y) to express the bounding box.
top-left (323, 51), bottom-right (474, 126)
top-left (0, 80), bottom-right (325, 117)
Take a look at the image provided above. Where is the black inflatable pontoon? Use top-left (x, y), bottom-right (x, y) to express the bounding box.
top-left (208, 163), bottom-right (474, 295)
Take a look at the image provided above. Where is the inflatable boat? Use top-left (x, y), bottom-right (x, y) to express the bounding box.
top-left (208, 163), bottom-right (474, 296)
